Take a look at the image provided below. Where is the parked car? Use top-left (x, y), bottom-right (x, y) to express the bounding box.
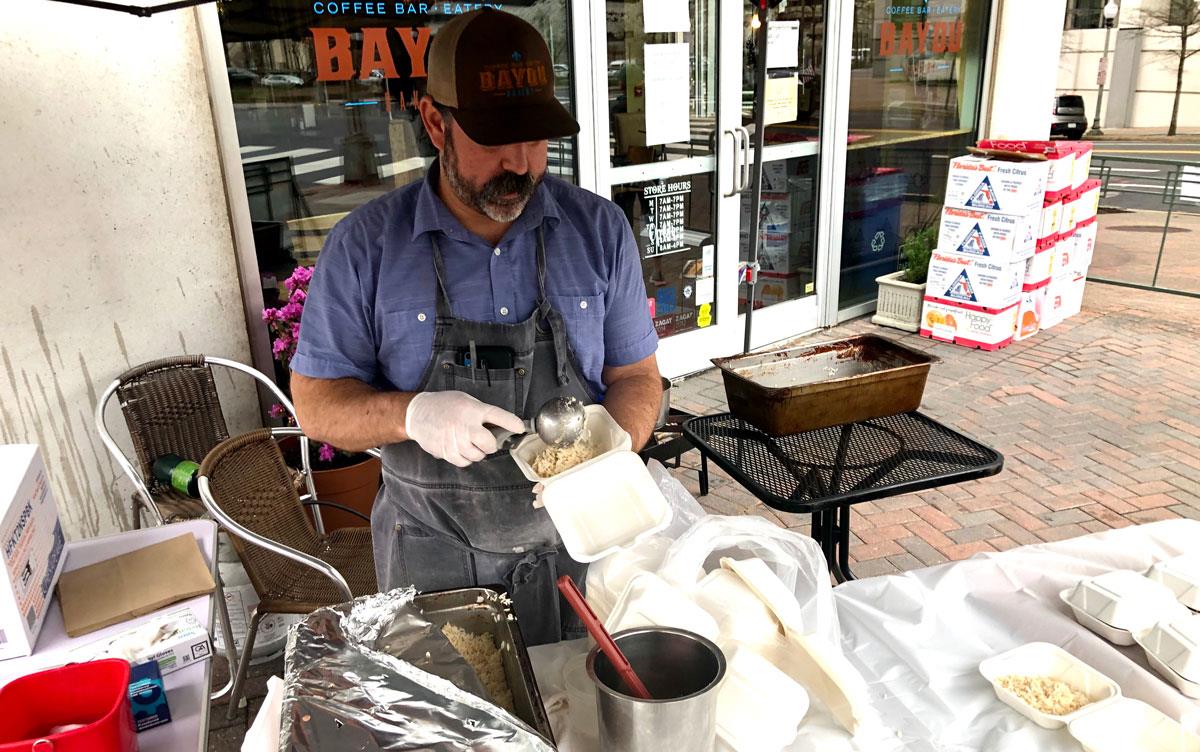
top-left (1051, 95), bottom-right (1088, 139)
top-left (227, 67), bottom-right (258, 86)
top-left (261, 73), bottom-right (304, 88)
top-left (553, 63), bottom-right (569, 79)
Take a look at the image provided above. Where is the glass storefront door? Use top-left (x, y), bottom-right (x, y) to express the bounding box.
top-left (592, 0), bottom-right (829, 376)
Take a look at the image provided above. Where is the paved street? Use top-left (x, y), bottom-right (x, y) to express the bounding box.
top-left (1092, 141), bottom-right (1200, 214)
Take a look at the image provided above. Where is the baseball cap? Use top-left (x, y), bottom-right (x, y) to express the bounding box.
top-left (427, 8), bottom-right (579, 146)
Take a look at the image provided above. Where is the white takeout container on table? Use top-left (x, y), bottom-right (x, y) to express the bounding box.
top-left (1060, 570), bottom-right (1190, 645)
top-left (1148, 554), bottom-right (1200, 611)
top-left (604, 572), bottom-right (720, 642)
top-left (535, 450), bottom-right (672, 563)
top-left (716, 646), bottom-right (810, 752)
top-left (978, 642), bottom-right (1120, 729)
top-left (512, 403), bottom-right (631, 483)
top-left (584, 534), bottom-right (672, 623)
top-left (694, 568), bottom-right (780, 649)
top-left (1134, 613), bottom-right (1200, 698)
top-left (1067, 698), bottom-right (1200, 752)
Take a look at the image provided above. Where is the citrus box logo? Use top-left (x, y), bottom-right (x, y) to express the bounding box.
top-left (945, 269), bottom-right (977, 302)
top-left (965, 177), bottom-right (1000, 210)
top-left (955, 223), bottom-right (989, 256)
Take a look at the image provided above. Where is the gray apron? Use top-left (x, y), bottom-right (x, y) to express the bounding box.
top-left (371, 226), bottom-right (594, 645)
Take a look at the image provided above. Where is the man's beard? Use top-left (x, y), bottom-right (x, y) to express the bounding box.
top-left (442, 126), bottom-right (541, 223)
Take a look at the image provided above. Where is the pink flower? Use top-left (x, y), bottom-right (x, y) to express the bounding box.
top-left (268, 403), bottom-right (286, 418)
top-left (279, 302), bottom-right (304, 321)
top-left (272, 336), bottom-right (292, 357)
top-left (289, 288), bottom-right (307, 305)
top-left (291, 266), bottom-right (314, 286)
top-left (262, 308), bottom-right (277, 322)
top-left (318, 443), bottom-right (336, 462)
top-left (291, 322), bottom-right (301, 340)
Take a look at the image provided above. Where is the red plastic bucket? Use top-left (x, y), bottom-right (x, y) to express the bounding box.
top-left (0, 659), bottom-right (137, 752)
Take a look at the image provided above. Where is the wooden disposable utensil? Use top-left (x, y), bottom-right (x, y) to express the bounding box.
top-left (556, 575), bottom-right (653, 700)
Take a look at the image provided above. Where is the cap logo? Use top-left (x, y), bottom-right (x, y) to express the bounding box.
top-left (479, 57), bottom-right (548, 95)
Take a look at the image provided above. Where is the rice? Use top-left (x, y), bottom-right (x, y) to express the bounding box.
top-left (531, 439), bottom-right (597, 477)
top-left (997, 674), bottom-right (1090, 716)
top-left (441, 623), bottom-right (515, 712)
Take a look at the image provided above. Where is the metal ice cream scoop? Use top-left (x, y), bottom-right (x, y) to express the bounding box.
top-left (489, 396), bottom-right (588, 452)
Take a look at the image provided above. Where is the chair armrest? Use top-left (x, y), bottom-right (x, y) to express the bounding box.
top-left (198, 476), bottom-right (353, 601)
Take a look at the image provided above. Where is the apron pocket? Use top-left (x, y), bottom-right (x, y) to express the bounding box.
top-left (444, 363), bottom-right (528, 416)
top-left (394, 523), bottom-right (475, 593)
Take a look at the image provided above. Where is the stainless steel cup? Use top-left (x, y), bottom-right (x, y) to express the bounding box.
top-left (586, 627), bottom-right (726, 752)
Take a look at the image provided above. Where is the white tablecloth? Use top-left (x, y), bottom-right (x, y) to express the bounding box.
top-left (531, 519), bottom-right (1200, 751)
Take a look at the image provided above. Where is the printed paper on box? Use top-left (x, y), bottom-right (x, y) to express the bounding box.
top-left (944, 156), bottom-right (1050, 216)
top-left (920, 297), bottom-right (1018, 351)
top-left (937, 206), bottom-right (1038, 264)
top-left (976, 139), bottom-right (1075, 199)
top-left (927, 251), bottom-right (1024, 310)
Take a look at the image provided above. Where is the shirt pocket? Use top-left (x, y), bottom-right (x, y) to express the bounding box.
top-left (547, 293), bottom-right (605, 386)
top-left (378, 302), bottom-right (437, 391)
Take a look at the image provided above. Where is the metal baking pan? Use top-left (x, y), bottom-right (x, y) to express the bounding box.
top-left (414, 587), bottom-right (555, 745)
top-left (711, 334), bottom-right (939, 436)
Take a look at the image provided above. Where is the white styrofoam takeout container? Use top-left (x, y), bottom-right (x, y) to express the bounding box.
top-left (1147, 554), bottom-right (1200, 611)
top-left (978, 642), bottom-right (1120, 729)
top-left (584, 534), bottom-right (672, 623)
top-left (1060, 570), bottom-right (1189, 645)
top-left (1067, 698), bottom-right (1200, 752)
top-left (511, 403), bottom-right (631, 483)
top-left (1134, 613), bottom-right (1200, 698)
top-left (604, 572), bottom-right (720, 643)
top-left (716, 646), bottom-right (810, 752)
top-left (536, 450), bottom-right (672, 563)
top-left (694, 568), bottom-right (781, 649)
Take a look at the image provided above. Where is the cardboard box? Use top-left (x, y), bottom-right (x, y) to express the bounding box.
top-left (977, 139), bottom-right (1077, 201)
top-left (72, 607), bottom-right (212, 676)
top-left (1072, 143), bottom-right (1094, 188)
top-left (1041, 272), bottom-right (1081, 330)
top-left (1052, 233), bottom-right (1078, 278)
top-left (1074, 179), bottom-right (1101, 225)
top-left (944, 156), bottom-right (1050, 216)
top-left (1040, 200), bottom-right (1062, 241)
top-left (920, 296), bottom-right (1019, 350)
top-left (937, 206), bottom-right (1038, 264)
top-left (0, 445), bottom-right (66, 661)
top-left (129, 660), bottom-right (172, 732)
top-left (753, 271), bottom-right (812, 307)
top-left (1024, 237), bottom-right (1055, 289)
top-left (927, 251), bottom-right (1024, 310)
top-left (1069, 217), bottom-right (1098, 274)
top-left (1014, 288), bottom-right (1045, 341)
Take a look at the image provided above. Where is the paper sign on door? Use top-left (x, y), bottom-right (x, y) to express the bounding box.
top-left (764, 75), bottom-right (798, 125)
top-left (643, 0), bottom-right (689, 33)
top-left (644, 43), bottom-right (691, 146)
top-left (766, 21), bottom-right (799, 69)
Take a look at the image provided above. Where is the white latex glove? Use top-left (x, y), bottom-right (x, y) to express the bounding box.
top-left (405, 391), bottom-right (525, 468)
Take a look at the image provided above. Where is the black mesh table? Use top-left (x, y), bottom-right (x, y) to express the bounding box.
top-left (682, 412), bottom-right (1003, 582)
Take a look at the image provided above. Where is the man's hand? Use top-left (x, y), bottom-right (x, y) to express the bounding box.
top-left (405, 391), bottom-right (526, 467)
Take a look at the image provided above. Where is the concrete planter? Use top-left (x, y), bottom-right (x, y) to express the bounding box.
top-left (872, 271), bottom-right (926, 333)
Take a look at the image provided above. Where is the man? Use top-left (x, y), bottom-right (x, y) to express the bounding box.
top-left (290, 8), bottom-right (662, 646)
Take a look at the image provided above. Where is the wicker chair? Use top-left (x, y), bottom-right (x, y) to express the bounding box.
top-left (94, 355), bottom-right (318, 528)
top-left (198, 428), bottom-right (378, 718)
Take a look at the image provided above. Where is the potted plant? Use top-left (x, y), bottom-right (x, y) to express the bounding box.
top-left (263, 266), bottom-right (381, 530)
top-left (872, 224), bottom-right (936, 333)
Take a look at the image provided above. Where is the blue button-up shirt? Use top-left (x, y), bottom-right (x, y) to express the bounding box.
top-left (290, 170), bottom-right (658, 400)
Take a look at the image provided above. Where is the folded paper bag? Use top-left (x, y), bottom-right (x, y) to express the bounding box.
top-left (57, 533), bottom-right (215, 637)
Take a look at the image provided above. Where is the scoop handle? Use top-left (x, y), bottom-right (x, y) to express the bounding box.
top-left (556, 575), bottom-right (653, 700)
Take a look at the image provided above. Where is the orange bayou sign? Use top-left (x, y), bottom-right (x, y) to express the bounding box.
top-left (878, 17), bottom-right (964, 56)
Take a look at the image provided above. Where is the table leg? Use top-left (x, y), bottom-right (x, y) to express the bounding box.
top-left (835, 503), bottom-right (856, 582)
top-left (699, 453), bottom-right (709, 496)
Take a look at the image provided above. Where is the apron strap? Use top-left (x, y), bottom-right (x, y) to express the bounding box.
top-left (429, 233), bottom-right (455, 318)
top-left (534, 226), bottom-right (573, 387)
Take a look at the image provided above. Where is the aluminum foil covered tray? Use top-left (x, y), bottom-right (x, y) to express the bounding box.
top-left (279, 586), bottom-right (555, 751)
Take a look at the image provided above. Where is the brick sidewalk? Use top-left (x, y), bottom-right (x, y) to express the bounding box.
top-left (667, 282), bottom-right (1200, 577)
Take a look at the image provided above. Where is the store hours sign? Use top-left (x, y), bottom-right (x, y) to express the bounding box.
top-left (643, 179), bottom-right (691, 256)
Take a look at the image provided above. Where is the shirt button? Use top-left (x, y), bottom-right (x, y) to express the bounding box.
top-left (579, 300), bottom-right (588, 310)
top-left (417, 312), bottom-right (426, 322)
top-left (499, 306), bottom-right (509, 316)
top-left (494, 247), bottom-right (502, 256)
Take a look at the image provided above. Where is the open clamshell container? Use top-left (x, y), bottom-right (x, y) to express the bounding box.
top-left (1134, 613), bottom-right (1200, 698)
top-left (978, 642), bottom-right (1120, 729)
top-left (511, 404), bottom-right (631, 483)
top-left (1147, 554), bottom-right (1200, 612)
top-left (1060, 570), bottom-right (1190, 646)
top-left (1067, 698), bottom-right (1200, 752)
top-left (716, 646), bottom-right (811, 752)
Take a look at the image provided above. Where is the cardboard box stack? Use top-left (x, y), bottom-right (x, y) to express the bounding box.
top-left (920, 141), bottom-right (1098, 348)
top-left (740, 162), bottom-right (816, 308)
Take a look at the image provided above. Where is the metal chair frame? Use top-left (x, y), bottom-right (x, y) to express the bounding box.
top-left (197, 426), bottom-right (371, 719)
top-left (93, 355), bottom-right (320, 705)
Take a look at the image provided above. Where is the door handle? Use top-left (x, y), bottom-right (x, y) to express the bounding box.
top-left (735, 126), bottom-right (752, 194)
top-left (722, 128), bottom-right (742, 197)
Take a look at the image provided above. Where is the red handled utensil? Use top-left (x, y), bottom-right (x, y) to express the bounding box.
top-left (556, 575), bottom-right (653, 700)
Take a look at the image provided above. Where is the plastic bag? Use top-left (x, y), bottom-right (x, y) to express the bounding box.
top-left (657, 515), bottom-right (840, 644)
top-left (646, 459), bottom-right (706, 538)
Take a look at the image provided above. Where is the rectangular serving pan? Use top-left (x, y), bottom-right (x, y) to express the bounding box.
top-left (414, 587), bottom-right (555, 745)
top-left (711, 334), bottom-right (939, 436)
